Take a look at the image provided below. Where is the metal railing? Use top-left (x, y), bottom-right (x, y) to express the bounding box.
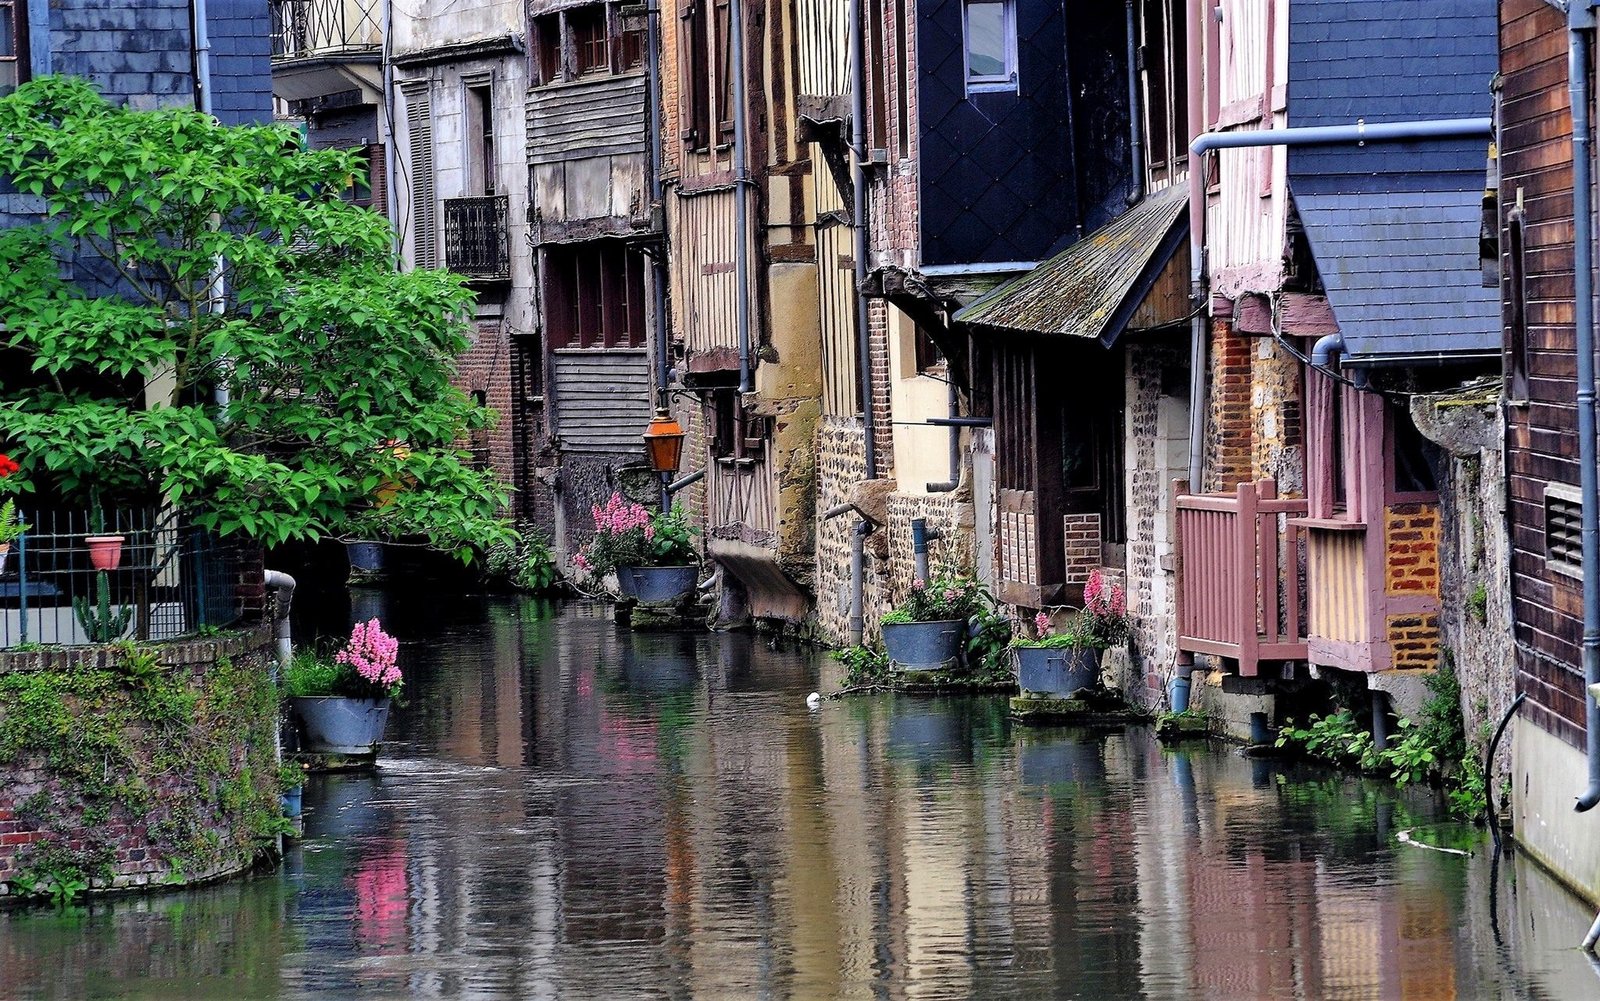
top-left (0, 509), bottom-right (257, 649)
top-left (270, 0), bottom-right (383, 60)
top-left (1174, 478), bottom-right (1308, 677)
top-left (444, 196), bottom-right (512, 280)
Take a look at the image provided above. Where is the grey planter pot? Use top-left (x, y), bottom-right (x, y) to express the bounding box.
top-left (1015, 645), bottom-right (1102, 697)
top-left (619, 565), bottom-right (698, 606)
top-left (882, 618), bottom-right (966, 671)
top-left (290, 696), bottom-right (391, 755)
top-left (346, 540), bottom-right (385, 576)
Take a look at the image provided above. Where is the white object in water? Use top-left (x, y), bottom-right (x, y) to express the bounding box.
top-left (806, 692), bottom-right (822, 710)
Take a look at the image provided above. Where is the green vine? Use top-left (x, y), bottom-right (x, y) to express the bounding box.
top-left (0, 639), bottom-right (283, 904)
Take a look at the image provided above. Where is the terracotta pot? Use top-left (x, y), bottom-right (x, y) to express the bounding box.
top-left (84, 535), bottom-right (125, 571)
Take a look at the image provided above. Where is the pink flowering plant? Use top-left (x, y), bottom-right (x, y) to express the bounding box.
top-left (882, 572), bottom-right (987, 625)
top-left (1019, 568), bottom-right (1130, 649)
top-left (571, 492), bottom-right (697, 584)
top-left (285, 618), bottom-right (404, 700)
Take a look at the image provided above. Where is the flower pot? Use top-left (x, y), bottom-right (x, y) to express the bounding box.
top-left (280, 785), bottom-right (304, 819)
top-left (0, 542), bottom-right (9, 576)
top-left (290, 696), bottom-right (391, 755)
top-left (346, 541), bottom-right (385, 576)
top-left (881, 618), bottom-right (966, 672)
top-left (619, 565), bottom-right (698, 606)
top-left (84, 535), bottom-right (125, 571)
top-left (1015, 645), bottom-right (1102, 697)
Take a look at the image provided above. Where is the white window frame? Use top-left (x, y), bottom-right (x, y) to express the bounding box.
top-left (962, 0), bottom-right (1017, 95)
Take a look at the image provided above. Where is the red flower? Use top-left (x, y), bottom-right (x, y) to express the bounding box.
top-left (0, 454), bottom-right (17, 478)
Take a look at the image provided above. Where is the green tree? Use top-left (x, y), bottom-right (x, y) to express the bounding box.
top-left (0, 77), bottom-right (510, 553)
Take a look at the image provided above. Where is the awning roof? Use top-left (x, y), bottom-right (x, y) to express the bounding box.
top-left (952, 183), bottom-right (1188, 343)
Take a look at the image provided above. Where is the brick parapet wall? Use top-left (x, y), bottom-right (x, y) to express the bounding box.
top-left (0, 626), bottom-right (280, 901)
top-left (1204, 319), bottom-right (1253, 493)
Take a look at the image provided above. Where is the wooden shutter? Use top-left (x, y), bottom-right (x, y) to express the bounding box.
top-left (405, 88), bottom-right (438, 269)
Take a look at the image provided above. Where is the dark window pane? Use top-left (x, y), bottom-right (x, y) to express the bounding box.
top-left (966, 1), bottom-right (1006, 78)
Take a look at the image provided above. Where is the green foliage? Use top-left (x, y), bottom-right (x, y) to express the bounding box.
top-left (278, 761), bottom-right (307, 793)
top-left (833, 645), bottom-right (891, 689)
top-left (282, 649), bottom-right (342, 697)
top-left (483, 528), bottom-right (562, 593)
top-left (0, 646), bottom-right (282, 902)
top-left (0, 498), bottom-right (28, 544)
top-left (1467, 582), bottom-right (1489, 624)
top-left (647, 505), bottom-right (697, 565)
top-left (70, 571), bottom-right (132, 643)
top-left (966, 607), bottom-right (1014, 682)
top-left (1276, 710), bottom-right (1382, 771)
top-left (0, 77), bottom-right (511, 555)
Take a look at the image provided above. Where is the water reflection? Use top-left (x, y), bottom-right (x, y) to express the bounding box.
top-left (5, 598), bottom-right (1600, 999)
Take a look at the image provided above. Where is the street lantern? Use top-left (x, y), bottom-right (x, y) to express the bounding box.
top-left (643, 406), bottom-right (686, 475)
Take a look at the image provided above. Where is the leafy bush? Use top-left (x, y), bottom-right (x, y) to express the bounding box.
top-left (483, 528), bottom-right (561, 594)
top-left (889, 573), bottom-right (986, 623)
top-left (833, 645), bottom-right (891, 688)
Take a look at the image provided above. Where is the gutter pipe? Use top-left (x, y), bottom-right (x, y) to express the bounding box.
top-left (911, 517), bottom-right (941, 584)
top-left (646, 0), bottom-right (671, 398)
top-left (263, 570), bottom-right (296, 671)
top-left (1183, 115), bottom-right (1492, 488)
top-left (927, 379), bottom-right (960, 492)
top-left (1184, 0), bottom-right (1204, 488)
top-left (190, 0), bottom-right (231, 412)
top-left (1125, 0), bottom-right (1145, 206)
top-left (732, 0), bottom-right (753, 394)
top-left (849, 0), bottom-right (878, 477)
top-left (1567, 7), bottom-right (1600, 821)
top-left (824, 502), bottom-right (877, 646)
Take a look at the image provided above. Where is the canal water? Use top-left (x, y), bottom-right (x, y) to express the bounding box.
top-left (5, 593), bottom-right (1600, 999)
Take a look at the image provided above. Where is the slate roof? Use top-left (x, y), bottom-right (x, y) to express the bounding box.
top-left (1287, 0), bottom-right (1498, 363)
top-left (952, 183), bottom-right (1186, 341)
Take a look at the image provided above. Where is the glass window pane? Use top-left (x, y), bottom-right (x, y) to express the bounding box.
top-left (966, 1), bottom-right (1006, 79)
top-left (0, 5), bottom-right (15, 59)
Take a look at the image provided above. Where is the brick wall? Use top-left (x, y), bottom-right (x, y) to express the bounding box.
top-left (1386, 612), bottom-right (1441, 672)
top-left (1204, 319), bottom-right (1253, 492)
top-left (813, 417), bottom-right (883, 642)
top-left (1385, 503), bottom-right (1441, 596)
top-left (1062, 513), bottom-right (1102, 588)
top-left (0, 627), bottom-right (280, 900)
top-left (866, 297), bottom-right (895, 474)
top-left (454, 319), bottom-right (518, 489)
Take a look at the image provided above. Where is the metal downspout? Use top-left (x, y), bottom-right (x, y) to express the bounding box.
top-left (1184, 0), bottom-right (1206, 489)
top-left (731, 0), bottom-right (753, 394)
top-left (1184, 115), bottom-right (1492, 488)
top-left (1125, 0), bottom-right (1145, 206)
top-left (647, 0), bottom-right (671, 398)
top-left (1566, 8), bottom-right (1600, 822)
top-left (927, 378), bottom-right (960, 492)
top-left (850, 0), bottom-right (878, 477)
top-left (824, 503), bottom-right (875, 646)
top-left (191, 0), bottom-right (231, 411)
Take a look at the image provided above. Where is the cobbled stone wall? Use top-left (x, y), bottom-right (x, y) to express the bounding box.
top-left (0, 627), bottom-right (281, 902)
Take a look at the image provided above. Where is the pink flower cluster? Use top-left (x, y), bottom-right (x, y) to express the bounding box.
top-left (1084, 568), bottom-right (1126, 618)
top-left (592, 492), bottom-right (650, 537)
top-left (336, 618), bottom-right (401, 692)
top-left (1034, 610), bottom-right (1052, 636)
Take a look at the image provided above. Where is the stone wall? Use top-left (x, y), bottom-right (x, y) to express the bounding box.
top-left (0, 627), bottom-right (282, 902)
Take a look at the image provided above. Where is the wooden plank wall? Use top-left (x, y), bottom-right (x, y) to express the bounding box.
top-left (669, 188), bottom-right (754, 364)
top-left (1205, 0), bottom-right (1288, 299)
top-left (526, 73), bottom-right (648, 165)
top-left (795, 0), bottom-right (849, 100)
top-left (1500, 0), bottom-right (1586, 744)
top-left (550, 349), bottom-right (655, 452)
top-left (813, 156), bottom-right (858, 415)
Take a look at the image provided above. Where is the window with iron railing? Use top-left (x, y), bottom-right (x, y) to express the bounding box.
top-left (0, 0), bottom-right (27, 95)
top-left (443, 195), bottom-right (511, 280)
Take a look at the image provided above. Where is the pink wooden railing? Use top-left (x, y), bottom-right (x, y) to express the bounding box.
top-left (1174, 479), bottom-right (1307, 677)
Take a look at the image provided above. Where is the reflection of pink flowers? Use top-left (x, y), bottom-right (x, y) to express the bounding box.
top-left (351, 840), bottom-right (409, 954)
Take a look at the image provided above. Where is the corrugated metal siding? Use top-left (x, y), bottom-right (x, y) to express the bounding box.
top-left (527, 74), bottom-right (648, 166)
top-left (551, 349), bottom-right (654, 452)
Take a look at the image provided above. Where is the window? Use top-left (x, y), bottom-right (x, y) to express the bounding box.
top-left (543, 242), bottom-right (649, 349)
top-left (894, 0), bottom-right (910, 158)
top-left (465, 86), bottom-right (495, 196)
top-left (0, 0), bottom-right (27, 95)
top-left (1506, 207), bottom-right (1530, 401)
top-left (714, 0), bottom-right (734, 139)
top-left (533, 3), bottom-right (644, 86)
top-left (1140, 0), bottom-right (1187, 181)
top-left (709, 389), bottom-right (767, 460)
top-left (681, 0), bottom-right (712, 148)
top-left (1390, 405), bottom-right (1438, 496)
top-left (913, 325), bottom-right (942, 374)
top-left (869, 0), bottom-right (888, 150)
top-left (963, 0), bottom-right (1015, 92)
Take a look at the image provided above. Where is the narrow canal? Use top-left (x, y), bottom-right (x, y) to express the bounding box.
top-left (5, 592), bottom-right (1600, 999)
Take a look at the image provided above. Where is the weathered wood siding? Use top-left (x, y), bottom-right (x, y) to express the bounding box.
top-left (550, 349), bottom-right (654, 452)
top-left (669, 187), bottom-right (755, 370)
top-left (707, 456), bottom-right (779, 543)
top-left (527, 73), bottom-right (648, 164)
top-left (795, 0), bottom-right (849, 105)
top-left (1501, 0), bottom-right (1586, 745)
top-left (814, 162), bottom-right (858, 416)
top-left (1205, 0), bottom-right (1288, 299)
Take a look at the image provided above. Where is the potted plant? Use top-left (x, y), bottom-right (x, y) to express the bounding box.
top-left (82, 486), bottom-right (125, 571)
top-left (0, 496), bottom-right (27, 576)
top-left (285, 618), bottom-right (403, 757)
top-left (573, 493), bottom-right (699, 605)
top-left (880, 573), bottom-right (985, 672)
top-left (1014, 569), bottom-right (1130, 697)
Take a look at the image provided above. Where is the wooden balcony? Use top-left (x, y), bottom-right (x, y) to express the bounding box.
top-left (443, 196), bottom-right (512, 282)
top-left (1174, 479), bottom-right (1308, 677)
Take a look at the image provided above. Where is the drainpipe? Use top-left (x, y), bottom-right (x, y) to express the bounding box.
top-left (190, 0), bottom-right (231, 412)
top-left (1567, 7), bottom-right (1600, 824)
top-left (1183, 115), bottom-right (1493, 489)
top-left (825, 503), bottom-right (877, 646)
top-left (731, 0), bottom-right (753, 394)
top-left (911, 517), bottom-right (941, 584)
top-left (646, 0), bottom-right (671, 397)
top-left (1124, 0), bottom-right (1145, 206)
top-left (849, 0), bottom-right (878, 477)
top-left (926, 378), bottom-right (960, 492)
top-left (263, 570), bottom-right (296, 670)
top-left (1184, 0), bottom-right (1205, 489)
